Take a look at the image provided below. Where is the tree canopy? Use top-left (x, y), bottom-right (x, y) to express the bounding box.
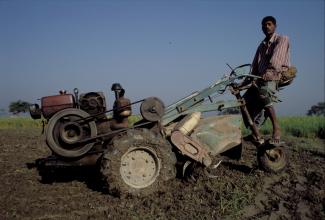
top-left (9, 100), bottom-right (31, 115)
top-left (307, 102), bottom-right (325, 116)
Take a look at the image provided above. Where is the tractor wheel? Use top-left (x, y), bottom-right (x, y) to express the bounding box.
top-left (257, 144), bottom-right (288, 173)
top-left (100, 128), bottom-right (176, 197)
top-left (46, 108), bottom-right (97, 158)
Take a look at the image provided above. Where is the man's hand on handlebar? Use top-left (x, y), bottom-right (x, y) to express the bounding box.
top-left (232, 77), bottom-right (253, 90)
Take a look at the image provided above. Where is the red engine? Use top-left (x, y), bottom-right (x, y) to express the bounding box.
top-left (41, 94), bottom-right (75, 119)
top-left (29, 91), bottom-right (107, 120)
top-left (29, 85), bottom-right (133, 159)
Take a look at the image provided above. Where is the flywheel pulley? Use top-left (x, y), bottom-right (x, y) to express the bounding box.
top-left (45, 108), bottom-right (97, 158)
top-left (140, 97), bottom-right (165, 122)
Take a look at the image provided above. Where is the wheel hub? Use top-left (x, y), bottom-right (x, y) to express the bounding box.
top-left (120, 147), bottom-right (160, 189)
top-left (59, 122), bottom-right (83, 145)
top-left (266, 148), bottom-right (282, 162)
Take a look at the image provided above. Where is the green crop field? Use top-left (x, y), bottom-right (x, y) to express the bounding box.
top-left (0, 116), bottom-right (42, 129)
top-left (1, 115), bottom-right (324, 139)
top-left (0, 115), bottom-right (142, 129)
top-left (242, 115), bottom-right (325, 139)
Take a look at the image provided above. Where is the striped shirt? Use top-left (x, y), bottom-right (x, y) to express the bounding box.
top-left (252, 33), bottom-right (291, 81)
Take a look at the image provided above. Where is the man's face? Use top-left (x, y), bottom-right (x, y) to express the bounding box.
top-left (262, 21), bottom-right (276, 36)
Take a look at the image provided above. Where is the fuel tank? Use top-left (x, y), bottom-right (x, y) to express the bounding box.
top-left (41, 94), bottom-right (75, 119)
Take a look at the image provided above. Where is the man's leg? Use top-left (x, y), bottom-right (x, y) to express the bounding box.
top-left (258, 80), bottom-right (280, 143)
top-left (243, 87), bottom-right (264, 143)
top-left (265, 105), bottom-right (281, 144)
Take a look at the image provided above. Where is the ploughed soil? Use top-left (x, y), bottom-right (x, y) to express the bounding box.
top-left (0, 128), bottom-right (324, 220)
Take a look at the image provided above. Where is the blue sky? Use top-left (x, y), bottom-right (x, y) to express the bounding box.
top-left (0, 0), bottom-right (324, 115)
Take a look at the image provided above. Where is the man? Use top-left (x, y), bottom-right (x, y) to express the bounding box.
top-left (244, 16), bottom-right (291, 145)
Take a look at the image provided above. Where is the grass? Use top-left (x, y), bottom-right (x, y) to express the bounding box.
top-left (0, 116), bottom-right (42, 129)
top-left (1, 115), bottom-right (324, 139)
top-left (242, 115), bottom-right (325, 139)
top-left (210, 173), bottom-right (257, 219)
top-left (0, 115), bottom-right (142, 129)
top-left (128, 115), bottom-right (142, 126)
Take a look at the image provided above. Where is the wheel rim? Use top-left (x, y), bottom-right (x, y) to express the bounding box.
top-left (120, 147), bottom-right (161, 189)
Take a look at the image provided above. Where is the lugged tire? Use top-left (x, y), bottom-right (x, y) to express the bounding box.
top-left (100, 128), bottom-right (176, 197)
top-left (257, 145), bottom-right (288, 173)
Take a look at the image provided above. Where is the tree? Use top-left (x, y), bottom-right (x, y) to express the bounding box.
top-left (307, 102), bottom-right (325, 116)
top-left (9, 100), bottom-right (31, 115)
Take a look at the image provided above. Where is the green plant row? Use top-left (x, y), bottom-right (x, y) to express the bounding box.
top-left (0, 117), bottom-right (43, 129)
top-left (1, 115), bottom-right (324, 139)
top-left (242, 116), bottom-right (325, 139)
top-left (0, 115), bottom-right (142, 129)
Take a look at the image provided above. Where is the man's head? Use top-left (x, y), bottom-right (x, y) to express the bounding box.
top-left (261, 16), bottom-right (277, 37)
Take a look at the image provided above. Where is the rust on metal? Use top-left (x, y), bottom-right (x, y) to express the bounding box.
top-left (140, 97), bottom-right (165, 122)
top-left (110, 118), bottom-right (129, 130)
top-left (41, 94), bottom-right (75, 119)
top-left (79, 92), bottom-right (106, 115)
top-left (113, 97), bottom-right (132, 117)
top-left (171, 130), bottom-right (211, 167)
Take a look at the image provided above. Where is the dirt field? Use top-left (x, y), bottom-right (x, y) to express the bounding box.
top-left (0, 128), bottom-right (324, 220)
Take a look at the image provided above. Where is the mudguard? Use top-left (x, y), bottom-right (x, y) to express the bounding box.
top-left (190, 115), bottom-right (242, 156)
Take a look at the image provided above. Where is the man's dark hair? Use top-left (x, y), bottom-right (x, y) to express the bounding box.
top-left (262, 16), bottom-right (276, 25)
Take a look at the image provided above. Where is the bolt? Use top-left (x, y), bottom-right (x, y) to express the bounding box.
top-left (68, 130), bottom-right (76, 137)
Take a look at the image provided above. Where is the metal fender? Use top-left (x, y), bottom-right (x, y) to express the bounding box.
top-left (190, 115), bottom-right (242, 156)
